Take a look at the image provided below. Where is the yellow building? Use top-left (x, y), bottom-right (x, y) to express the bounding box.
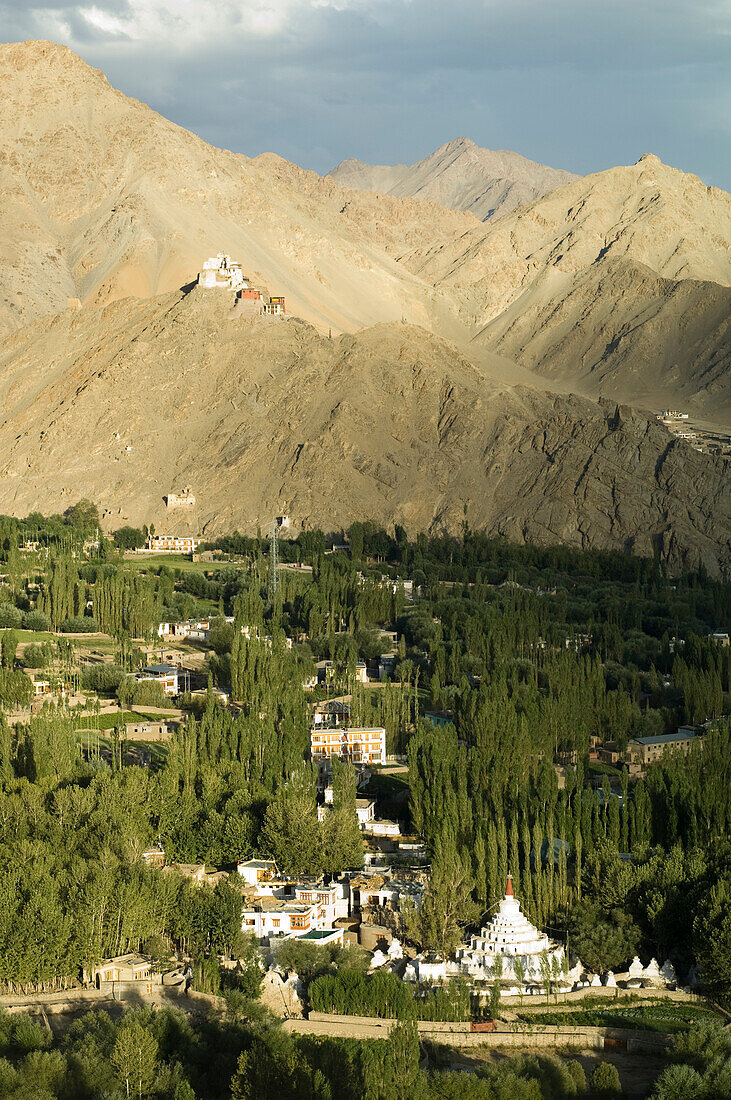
top-left (310, 726), bottom-right (386, 766)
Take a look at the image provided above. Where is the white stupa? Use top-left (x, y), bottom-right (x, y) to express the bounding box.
top-left (456, 876), bottom-right (568, 988)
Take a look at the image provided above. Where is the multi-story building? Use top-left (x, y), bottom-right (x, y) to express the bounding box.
top-left (628, 728), bottom-right (700, 766)
top-left (310, 726), bottom-right (386, 766)
top-left (145, 535), bottom-right (203, 554)
top-left (137, 664), bottom-right (179, 695)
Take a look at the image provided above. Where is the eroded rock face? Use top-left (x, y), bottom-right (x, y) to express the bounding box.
top-left (0, 288), bottom-right (727, 574)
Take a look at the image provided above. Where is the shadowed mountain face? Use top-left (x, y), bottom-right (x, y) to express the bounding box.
top-left (328, 137), bottom-right (580, 222)
top-left (0, 288), bottom-right (728, 574)
top-left (0, 40), bottom-right (729, 571)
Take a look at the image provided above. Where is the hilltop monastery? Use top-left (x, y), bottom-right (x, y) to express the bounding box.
top-left (198, 253), bottom-right (285, 317)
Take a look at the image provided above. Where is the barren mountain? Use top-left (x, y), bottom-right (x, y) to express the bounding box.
top-left (0, 39), bottom-right (729, 571)
top-left (1, 40), bottom-right (729, 423)
top-left (398, 154), bottom-right (731, 419)
top-left (328, 137), bottom-right (579, 222)
top-left (0, 40), bottom-right (475, 340)
top-left (0, 288), bottom-right (728, 574)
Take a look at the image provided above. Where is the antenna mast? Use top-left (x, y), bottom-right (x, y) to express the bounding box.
top-left (269, 519), bottom-right (279, 600)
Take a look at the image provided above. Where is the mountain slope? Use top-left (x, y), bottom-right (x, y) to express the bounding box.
top-left (328, 137), bottom-right (579, 222)
top-left (1, 40), bottom-right (729, 422)
top-left (0, 287), bottom-right (728, 574)
top-left (398, 154), bottom-right (731, 418)
top-left (0, 40), bottom-right (477, 340)
top-left (480, 257), bottom-right (731, 417)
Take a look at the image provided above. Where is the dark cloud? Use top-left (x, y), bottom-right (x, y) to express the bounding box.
top-left (1, 0), bottom-right (728, 187)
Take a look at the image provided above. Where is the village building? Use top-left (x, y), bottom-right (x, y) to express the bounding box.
top-left (348, 871), bottom-right (425, 916)
top-left (241, 897), bottom-right (344, 943)
top-left (317, 796), bottom-right (376, 829)
top-left (141, 845), bottom-right (165, 868)
top-left (315, 659), bottom-right (368, 684)
top-left (165, 486), bottom-right (196, 508)
top-left (137, 663), bottom-right (179, 696)
top-left (198, 253), bottom-right (246, 290)
top-left (310, 725), bottom-right (386, 767)
top-left (145, 534), bottom-right (203, 555)
top-left (166, 862), bottom-right (209, 885)
top-left (627, 728), bottom-right (699, 766)
top-left (236, 858), bottom-right (281, 888)
top-left (455, 877), bottom-right (568, 990)
top-left (125, 720), bottom-right (171, 741)
top-left (85, 954), bottom-right (160, 992)
top-left (378, 654), bottom-right (397, 680)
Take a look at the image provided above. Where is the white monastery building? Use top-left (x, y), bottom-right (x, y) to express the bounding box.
top-left (197, 253), bottom-right (285, 315)
top-left (198, 253), bottom-right (246, 290)
top-left (145, 535), bottom-right (203, 554)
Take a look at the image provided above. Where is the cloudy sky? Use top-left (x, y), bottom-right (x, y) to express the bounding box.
top-left (2, 0), bottom-right (729, 187)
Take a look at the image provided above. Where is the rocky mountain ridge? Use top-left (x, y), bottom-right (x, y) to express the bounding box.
top-left (328, 137), bottom-right (579, 221)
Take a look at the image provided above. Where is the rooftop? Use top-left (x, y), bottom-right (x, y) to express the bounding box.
top-left (633, 730), bottom-right (698, 746)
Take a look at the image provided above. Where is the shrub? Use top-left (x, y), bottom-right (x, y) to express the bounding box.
top-left (23, 610), bottom-right (51, 631)
top-left (117, 679), bottom-right (170, 708)
top-left (60, 616), bottom-right (100, 634)
top-left (21, 644), bottom-right (46, 669)
top-left (651, 1064), bottom-right (705, 1099)
top-left (82, 664), bottom-right (125, 693)
top-left (114, 526), bottom-right (146, 550)
top-left (0, 604), bottom-right (22, 629)
top-left (566, 1059), bottom-right (587, 1094)
top-left (590, 1062), bottom-right (621, 1098)
top-left (11, 1017), bottom-right (51, 1053)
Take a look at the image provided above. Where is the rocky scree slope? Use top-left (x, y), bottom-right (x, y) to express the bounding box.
top-left (0, 287), bottom-right (727, 574)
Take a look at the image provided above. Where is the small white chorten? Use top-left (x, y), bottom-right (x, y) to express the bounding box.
top-left (660, 960), bottom-right (677, 985)
top-left (628, 956), bottom-right (644, 978)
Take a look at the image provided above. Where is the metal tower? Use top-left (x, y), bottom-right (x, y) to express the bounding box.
top-left (268, 519), bottom-right (279, 600)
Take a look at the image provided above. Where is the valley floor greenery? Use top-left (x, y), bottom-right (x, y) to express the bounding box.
top-left (0, 508), bottom-right (729, 1095)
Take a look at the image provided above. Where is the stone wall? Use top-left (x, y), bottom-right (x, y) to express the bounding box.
top-left (500, 987), bottom-right (696, 1007)
top-left (298, 1012), bottom-right (670, 1052)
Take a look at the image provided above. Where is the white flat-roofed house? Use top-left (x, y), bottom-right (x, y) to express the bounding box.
top-left (292, 881), bottom-right (349, 924)
top-left (236, 858), bottom-right (280, 887)
top-left (362, 818), bottom-right (400, 837)
top-left (356, 799), bottom-right (376, 827)
top-left (241, 898), bottom-right (318, 940)
top-left (85, 954), bottom-right (160, 991)
top-left (350, 873), bottom-right (424, 914)
top-left (141, 845), bottom-right (165, 868)
top-left (310, 726), bottom-right (386, 766)
top-left (137, 664), bottom-right (179, 695)
top-left (198, 253), bottom-right (246, 290)
top-left (165, 486), bottom-right (196, 507)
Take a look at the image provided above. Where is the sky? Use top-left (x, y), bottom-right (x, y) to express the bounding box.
top-left (2, 0), bottom-right (729, 188)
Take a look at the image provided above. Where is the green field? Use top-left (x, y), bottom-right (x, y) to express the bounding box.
top-left (125, 554), bottom-right (239, 573)
top-left (14, 629), bottom-right (60, 643)
top-left (520, 1001), bottom-right (722, 1034)
top-left (77, 711), bottom-right (171, 730)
